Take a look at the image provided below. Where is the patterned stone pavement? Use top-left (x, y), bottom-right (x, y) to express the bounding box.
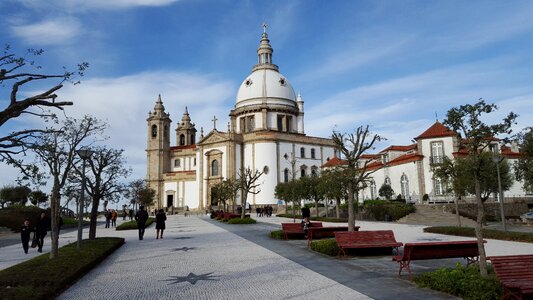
top-left (57, 215), bottom-right (370, 300)
top-left (3, 214), bottom-right (533, 299)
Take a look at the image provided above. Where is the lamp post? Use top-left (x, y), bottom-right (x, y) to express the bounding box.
top-left (76, 148), bottom-right (94, 248)
top-left (493, 155), bottom-right (507, 232)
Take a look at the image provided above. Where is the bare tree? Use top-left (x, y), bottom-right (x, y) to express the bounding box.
top-left (332, 125), bottom-right (385, 231)
top-left (30, 116), bottom-right (106, 259)
top-left (71, 147), bottom-right (130, 239)
top-left (237, 167), bottom-right (264, 219)
top-left (0, 45), bottom-right (88, 167)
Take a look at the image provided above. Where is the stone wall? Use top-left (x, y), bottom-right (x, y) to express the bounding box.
top-left (440, 200), bottom-right (531, 221)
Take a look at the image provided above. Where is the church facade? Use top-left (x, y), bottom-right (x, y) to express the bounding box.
top-left (146, 28), bottom-right (336, 210)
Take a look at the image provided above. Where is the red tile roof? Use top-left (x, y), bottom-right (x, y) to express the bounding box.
top-left (381, 144), bottom-right (417, 153)
top-left (321, 156), bottom-right (347, 168)
top-left (361, 154), bottom-right (380, 160)
top-left (415, 122), bottom-right (457, 140)
top-left (500, 146), bottom-right (523, 159)
top-left (367, 153), bottom-right (423, 170)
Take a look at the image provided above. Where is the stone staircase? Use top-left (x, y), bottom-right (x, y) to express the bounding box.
top-left (397, 204), bottom-right (477, 227)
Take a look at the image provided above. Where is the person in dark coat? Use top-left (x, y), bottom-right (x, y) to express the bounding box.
top-left (35, 212), bottom-right (50, 253)
top-left (301, 206), bottom-right (310, 219)
top-left (135, 206), bottom-right (149, 240)
top-left (20, 219), bottom-right (32, 254)
top-left (155, 209), bottom-right (167, 239)
top-left (129, 209), bottom-right (134, 221)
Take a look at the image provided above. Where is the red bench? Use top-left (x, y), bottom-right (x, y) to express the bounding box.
top-left (334, 230), bottom-right (403, 257)
top-left (223, 213), bottom-right (241, 219)
top-left (307, 226), bottom-right (358, 247)
top-left (392, 240), bottom-right (482, 278)
top-left (281, 222), bottom-right (322, 239)
top-left (488, 254), bottom-right (533, 300)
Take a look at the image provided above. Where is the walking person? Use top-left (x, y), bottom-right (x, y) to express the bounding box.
top-left (111, 210), bottom-right (118, 228)
top-left (155, 209), bottom-right (167, 239)
top-left (20, 219), bottom-right (32, 254)
top-left (35, 212), bottom-right (50, 253)
top-left (135, 206), bottom-right (149, 240)
top-left (105, 209), bottom-right (111, 228)
top-left (129, 209), bottom-right (134, 221)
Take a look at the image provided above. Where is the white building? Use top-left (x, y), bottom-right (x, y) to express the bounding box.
top-left (146, 27), bottom-right (335, 210)
top-left (322, 121), bottom-right (530, 203)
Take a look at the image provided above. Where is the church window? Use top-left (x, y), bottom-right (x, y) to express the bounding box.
top-left (311, 149), bottom-right (316, 159)
top-left (277, 115), bottom-right (283, 131)
top-left (434, 178), bottom-right (444, 196)
top-left (245, 79), bottom-right (253, 87)
top-left (300, 147), bottom-right (305, 158)
top-left (300, 168), bottom-right (306, 177)
top-left (247, 116), bottom-right (255, 132)
top-left (151, 125), bottom-right (157, 138)
top-left (164, 126), bottom-right (168, 139)
top-left (286, 116), bottom-right (292, 132)
top-left (211, 160), bottom-right (219, 177)
top-left (179, 134), bottom-right (185, 146)
top-left (401, 174), bottom-right (409, 198)
top-left (193, 158), bottom-right (197, 166)
top-left (385, 176), bottom-right (391, 186)
top-left (191, 134), bottom-right (195, 144)
top-left (430, 141), bottom-right (444, 164)
top-left (311, 166), bottom-right (318, 176)
top-left (174, 159), bottom-right (181, 168)
top-left (263, 166), bottom-right (269, 175)
top-left (279, 78), bottom-right (286, 86)
top-left (283, 168), bottom-right (289, 182)
top-left (370, 180), bottom-right (377, 199)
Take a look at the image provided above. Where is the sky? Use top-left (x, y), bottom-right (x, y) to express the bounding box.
top-left (1, 0), bottom-right (533, 200)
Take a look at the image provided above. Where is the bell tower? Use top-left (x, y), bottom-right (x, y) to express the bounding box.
top-left (146, 94), bottom-right (171, 208)
top-left (175, 107), bottom-right (197, 146)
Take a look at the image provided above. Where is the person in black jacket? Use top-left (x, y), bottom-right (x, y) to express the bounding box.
top-left (135, 206), bottom-right (149, 240)
top-left (20, 219), bottom-right (32, 254)
top-left (35, 212), bottom-right (50, 253)
top-left (301, 206), bottom-right (310, 219)
top-left (155, 209), bottom-right (167, 239)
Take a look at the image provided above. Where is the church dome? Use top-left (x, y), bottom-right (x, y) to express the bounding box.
top-left (236, 69), bottom-right (297, 108)
top-left (235, 25), bottom-right (297, 109)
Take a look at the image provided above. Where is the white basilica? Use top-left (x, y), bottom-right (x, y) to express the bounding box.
top-left (146, 27), bottom-right (336, 210)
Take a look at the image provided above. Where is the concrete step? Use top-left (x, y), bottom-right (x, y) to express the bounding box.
top-left (397, 205), bottom-right (477, 227)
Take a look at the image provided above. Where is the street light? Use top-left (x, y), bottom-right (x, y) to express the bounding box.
top-left (76, 148), bottom-right (94, 248)
top-left (493, 155), bottom-right (507, 232)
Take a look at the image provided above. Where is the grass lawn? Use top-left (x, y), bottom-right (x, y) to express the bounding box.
top-left (423, 226), bottom-right (533, 243)
top-left (0, 237), bottom-right (124, 299)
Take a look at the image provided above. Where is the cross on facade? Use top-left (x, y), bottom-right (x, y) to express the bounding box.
top-left (212, 116), bottom-right (218, 130)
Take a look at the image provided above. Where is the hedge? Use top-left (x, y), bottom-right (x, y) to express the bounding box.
top-left (0, 237), bottom-right (124, 299)
top-left (423, 226), bottom-right (533, 243)
top-left (115, 217), bottom-right (155, 230)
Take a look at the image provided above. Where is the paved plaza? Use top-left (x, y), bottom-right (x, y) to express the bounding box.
top-left (2, 215), bottom-right (533, 299)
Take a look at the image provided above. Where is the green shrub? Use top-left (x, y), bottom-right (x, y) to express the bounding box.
top-left (0, 206), bottom-right (45, 231)
top-left (270, 230), bottom-right (284, 239)
top-left (310, 238), bottom-right (339, 256)
top-left (365, 201), bottom-right (415, 221)
top-left (0, 237), bottom-right (124, 300)
top-left (414, 264), bottom-right (502, 300)
top-left (423, 226), bottom-right (533, 243)
top-left (276, 213), bottom-right (302, 219)
top-left (227, 217), bottom-right (256, 224)
top-left (115, 217), bottom-right (155, 230)
top-left (312, 216), bottom-right (347, 223)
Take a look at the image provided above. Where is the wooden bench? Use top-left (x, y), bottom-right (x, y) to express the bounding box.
top-left (392, 240), bottom-right (482, 278)
top-left (334, 230), bottom-right (403, 257)
top-left (281, 222), bottom-right (322, 239)
top-left (488, 254), bottom-right (533, 300)
top-left (307, 226), bottom-right (358, 247)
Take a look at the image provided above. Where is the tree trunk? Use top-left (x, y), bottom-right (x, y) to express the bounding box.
top-left (49, 178), bottom-right (60, 259)
top-left (347, 183), bottom-right (356, 231)
top-left (336, 198), bottom-right (341, 219)
top-left (241, 193), bottom-right (247, 219)
top-left (89, 196), bottom-right (101, 240)
top-left (315, 200), bottom-right (319, 217)
top-left (475, 179), bottom-right (488, 277)
top-left (455, 196), bottom-right (462, 227)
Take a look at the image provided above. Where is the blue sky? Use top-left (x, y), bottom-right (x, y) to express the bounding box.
top-left (1, 0), bottom-right (533, 193)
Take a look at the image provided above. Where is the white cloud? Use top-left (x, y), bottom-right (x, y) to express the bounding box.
top-left (10, 17), bottom-right (82, 45)
top-left (51, 70), bottom-right (235, 180)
